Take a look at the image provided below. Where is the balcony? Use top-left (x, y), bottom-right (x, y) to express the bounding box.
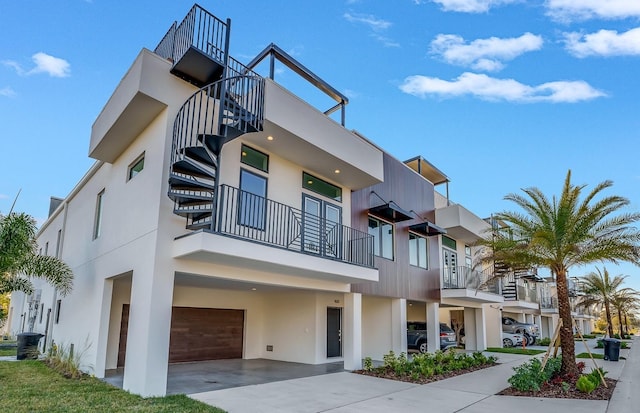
top-left (172, 185), bottom-right (378, 284)
top-left (441, 266), bottom-right (504, 304)
top-left (435, 203), bottom-right (491, 244)
top-left (540, 296), bottom-right (558, 313)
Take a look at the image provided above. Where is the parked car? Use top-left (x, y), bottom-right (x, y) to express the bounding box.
top-left (502, 332), bottom-right (525, 348)
top-left (407, 322), bottom-right (457, 353)
top-left (502, 316), bottom-right (540, 345)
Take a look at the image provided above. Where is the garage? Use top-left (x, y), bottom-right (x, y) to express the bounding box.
top-left (118, 305), bottom-right (244, 366)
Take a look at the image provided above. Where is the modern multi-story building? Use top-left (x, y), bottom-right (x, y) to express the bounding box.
top-left (7, 4), bottom-right (584, 398)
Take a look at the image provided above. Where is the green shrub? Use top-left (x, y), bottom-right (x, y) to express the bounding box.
top-left (367, 350), bottom-right (495, 381)
top-left (363, 357), bottom-right (373, 371)
top-left (507, 357), bottom-right (562, 392)
top-left (576, 375), bottom-right (597, 393)
top-left (45, 339), bottom-right (92, 379)
top-left (537, 337), bottom-right (551, 346)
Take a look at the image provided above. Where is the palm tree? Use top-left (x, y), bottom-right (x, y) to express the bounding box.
top-left (0, 212), bottom-right (73, 296)
top-left (578, 268), bottom-right (627, 337)
top-left (610, 288), bottom-right (639, 336)
top-left (489, 170), bottom-right (640, 376)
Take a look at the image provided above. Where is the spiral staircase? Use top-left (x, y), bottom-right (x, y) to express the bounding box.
top-left (156, 5), bottom-right (265, 230)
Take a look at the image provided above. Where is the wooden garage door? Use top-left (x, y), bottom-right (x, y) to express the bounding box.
top-left (117, 305), bottom-right (244, 366)
top-left (169, 307), bottom-right (244, 363)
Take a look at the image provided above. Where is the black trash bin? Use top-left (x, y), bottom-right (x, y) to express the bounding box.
top-left (603, 338), bottom-right (621, 361)
top-left (16, 332), bottom-right (44, 360)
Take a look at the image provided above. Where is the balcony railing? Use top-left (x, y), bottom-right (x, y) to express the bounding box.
top-left (214, 185), bottom-right (374, 268)
top-left (516, 284), bottom-right (538, 303)
top-left (442, 266), bottom-right (500, 294)
top-left (540, 296), bottom-right (558, 309)
top-left (155, 5), bottom-right (229, 64)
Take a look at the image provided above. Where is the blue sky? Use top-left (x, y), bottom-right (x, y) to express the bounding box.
top-left (2, 1), bottom-right (640, 288)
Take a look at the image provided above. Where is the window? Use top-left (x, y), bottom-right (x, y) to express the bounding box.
top-left (442, 235), bottom-right (456, 250)
top-left (238, 169), bottom-right (267, 229)
top-left (44, 242), bottom-right (49, 256)
top-left (409, 233), bottom-right (428, 269)
top-left (303, 194), bottom-right (342, 257)
top-left (127, 153), bottom-right (145, 180)
top-left (368, 216), bottom-right (394, 260)
top-left (465, 245), bottom-right (472, 268)
top-left (56, 229), bottom-right (62, 258)
top-left (55, 299), bottom-right (62, 324)
top-left (241, 144), bottom-right (269, 172)
top-left (302, 172), bottom-right (341, 202)
top-left (93, 190), bottom-right (105, 239)
top-left (39, 303), bottom-right (44, 323)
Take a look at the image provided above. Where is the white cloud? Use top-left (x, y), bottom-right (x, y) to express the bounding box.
top-left (546, 0), bottom-right (640, 21)
top-left (371, 34), bottom-right (401, 48)
top-left (0, 86), bottom-right (16, 97)
top-left (399, 72), bottom-right (606, 102)
top-left (3, 52), bottom-right (70, 78)
top-left (564, 27), bottom-right (640, 57)
top-left (343, 13), bottom-right (391, 31)
top-left (431, 0), bottom-right (517, 13)
top-left (30, 52), bottom-right (70, 77)
top-left (430, 33), bottom-right (543, 71)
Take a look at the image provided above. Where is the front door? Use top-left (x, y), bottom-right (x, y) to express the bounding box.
top-left (327, 307), bottom-right (342, 357)
top-left (303, 195), bottom-right (342, 258)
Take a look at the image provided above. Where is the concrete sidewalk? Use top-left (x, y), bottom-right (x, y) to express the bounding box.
top-left (191, 337), bottom-right (637, 413)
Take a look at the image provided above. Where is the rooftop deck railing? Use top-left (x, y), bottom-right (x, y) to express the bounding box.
top-left (215, 185), bottom-right (375, 268)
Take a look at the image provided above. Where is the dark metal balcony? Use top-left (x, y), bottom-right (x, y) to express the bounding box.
top-left (202, 185), bottom-right (375, 268)
top-left (442, 266), bottom-right (500, 294)
top-left (155, 5), bottom-right (230, 87)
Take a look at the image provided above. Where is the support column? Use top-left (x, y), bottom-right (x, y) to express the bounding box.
top-left (426, 301), bottom-right (439, 353)
top-left (122, 266), bottom-right (174, 396)
top-left (518, 313), bottom-right (526, 323)
top-left (475, 307), bottom-right (487, 351)
top-left (391, 299), bottom-right (407, 355)
top-left (94, 278), bottom-right (114, 378)
top-left (464, 308), bottom-right (477, 350)
top-left (343, 293), bottom-right (362, 371)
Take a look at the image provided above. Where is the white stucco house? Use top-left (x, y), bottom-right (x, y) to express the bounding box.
top-left (7, 4), bottom-right (563, 397)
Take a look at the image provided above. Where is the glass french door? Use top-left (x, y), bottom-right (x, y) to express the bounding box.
top-left (443, 248), bottom-right (458, 288)
top-left (303, 195), bottom-right (341, 258)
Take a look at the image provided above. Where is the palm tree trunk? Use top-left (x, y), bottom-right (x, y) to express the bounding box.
top-left (556, 269), bottom-right (577, 376)
top-left (625, 313), bottom-right (630, 335)
top-left (618, 308), bottom-right (625, 336)
top-left (605, 301), bottom-right (614, 337)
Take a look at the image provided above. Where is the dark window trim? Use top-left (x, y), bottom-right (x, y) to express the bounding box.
top-left (409, 231), bottom-right (429, 269)
top-left (55, 300), bottom-right (62, 324)
top-left (238, 168), bottom-right (268, 230)
top-left (127, 152), bottom-right (145, 181)
top-left (302, 172), bottom-right (342, 202)
top-left (240, 144), bottom-right (269, 172)
top-left (368, 215), bottom-right (395, 261)
top-left (93, 189), bottom-right (105, 240)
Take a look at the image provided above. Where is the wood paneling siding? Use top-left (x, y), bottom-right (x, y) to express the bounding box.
top-left (351, 153), bottom-right (441, 301)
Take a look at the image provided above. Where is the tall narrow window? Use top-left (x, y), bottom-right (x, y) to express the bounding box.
top-left (368, 216), bottom-right (394, 260)
top-left (465, 245), bottom-right (472, 268)
top-left (238, 169), bottom-right (267, 229)
top-left (55, 300), bottom-right (62, 324)
top-left (93, 190), bottom-right (105, 239)
top-left (44, 242), bottom-right (49, 256)
top-left (127, 153), bottom-right (145, 181)
top-left (55, 229), bottom-right (62, 258)
top-left (409, 233), bottom-right (428, 269)
top-left (39, 303), bottom-right (44, 323)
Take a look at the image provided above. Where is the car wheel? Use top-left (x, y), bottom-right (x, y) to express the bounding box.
top-left (418, 341), bottom-right (427, 354)
top-left (503, 338), bottom-right (513, 348)
top-left (523, 333), bottom-right (533, 346)
top-left (527, 335), bottom-right (536, 346)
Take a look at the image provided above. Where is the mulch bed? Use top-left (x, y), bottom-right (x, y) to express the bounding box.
top-left (498, 377), bottom-right (617, 400)
top-left (353, 362), bottom-right (498, 385)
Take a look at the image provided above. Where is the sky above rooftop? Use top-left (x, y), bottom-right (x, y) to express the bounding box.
top-left (1, 0), bottom-right (639, 288)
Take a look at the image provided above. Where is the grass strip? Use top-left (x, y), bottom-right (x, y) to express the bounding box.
top-left (485, 347), bottom-right (546, 355)
top-left (0, 361), bottom-right (226, 413)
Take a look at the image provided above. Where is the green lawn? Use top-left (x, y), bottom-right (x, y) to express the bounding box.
top-left (0, 361), bottom-right (226, 413)
top-left (576, 352), bottom-right (626, 360)
top-left (0, 347), bottom-right (16, 356)
top-left (485, 347), bottom-right (546, 355)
